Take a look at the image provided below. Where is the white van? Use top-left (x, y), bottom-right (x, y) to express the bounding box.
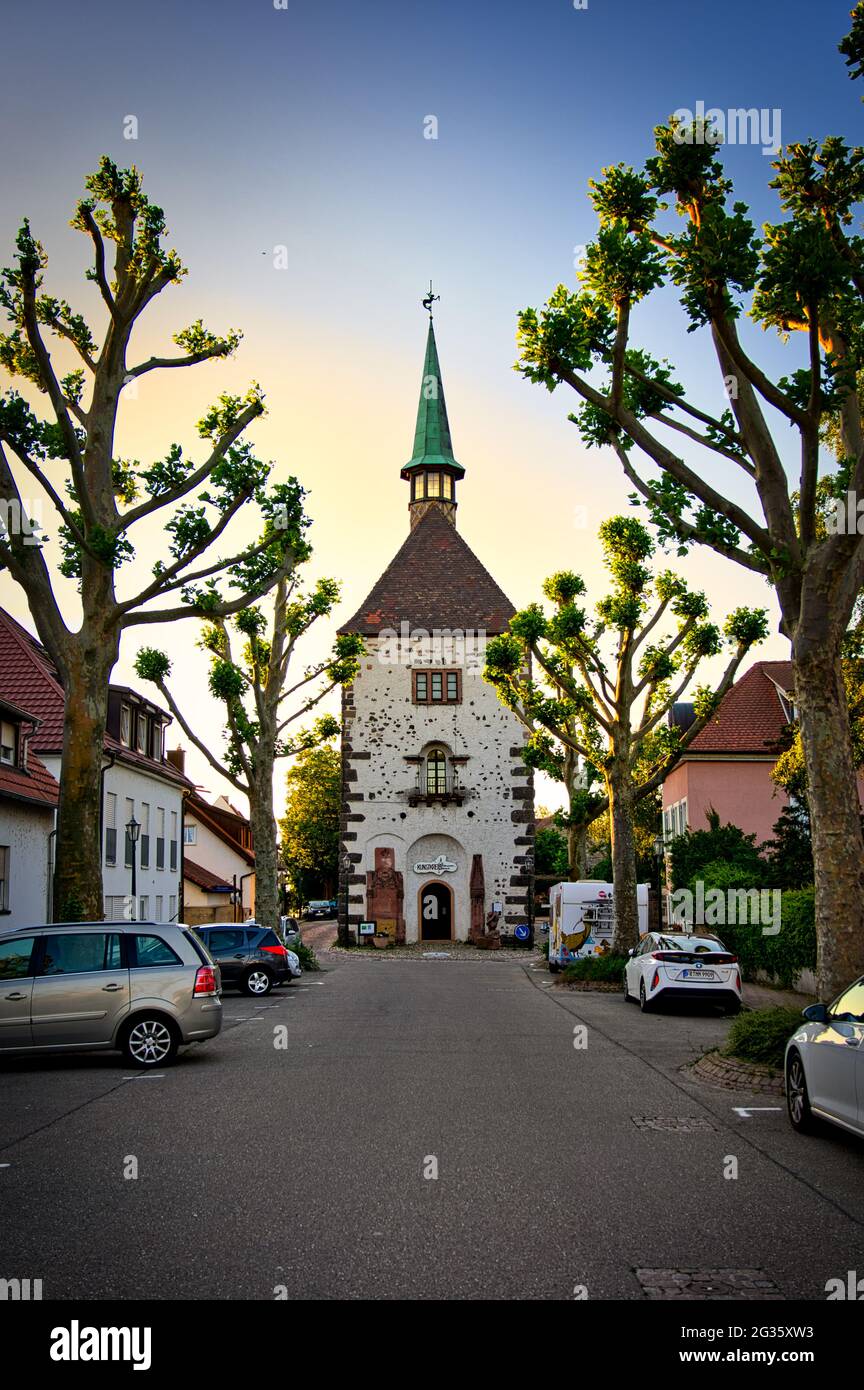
top-left (547, 881), bottom-right (650, 972)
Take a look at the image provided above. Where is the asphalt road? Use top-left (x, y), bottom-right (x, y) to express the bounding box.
top-left (1, 945), bottom-right (863, 1301)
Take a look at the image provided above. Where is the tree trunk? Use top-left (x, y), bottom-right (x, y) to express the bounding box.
top-left (249, 771), bottom-right (279, 932)
top-left (567, 822), bottom-right (588, 879)
top-left (608, 761), bottom-right (640, 955)
top-left (793, 634), bottom-right (864, 999)
top-left (53, 645), bottom-right (116, 922)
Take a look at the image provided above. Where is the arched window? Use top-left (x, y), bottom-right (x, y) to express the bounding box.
top-left (426, 748), bottom-right (448, 795)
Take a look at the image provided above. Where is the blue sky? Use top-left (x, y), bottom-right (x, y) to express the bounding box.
top-left (0, 0), bottom-right (859, 809)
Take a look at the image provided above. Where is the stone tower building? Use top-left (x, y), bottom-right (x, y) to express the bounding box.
top-left (337, 317), bottom-right (534, 944)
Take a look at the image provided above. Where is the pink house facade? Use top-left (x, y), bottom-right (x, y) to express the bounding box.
top-left (662, 660), bottom-right (794, 847)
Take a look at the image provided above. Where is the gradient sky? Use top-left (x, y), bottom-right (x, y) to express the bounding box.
top-left (0, 0), bottom-right (860, 814)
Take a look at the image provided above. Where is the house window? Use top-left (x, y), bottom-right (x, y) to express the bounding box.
top-left (0, 720), bottom-right (18, 766)
top-left (413, 474), bottom-right (425, 501)
top-left (184, 825), bottom-right (197, 846)
top-left (139, 896), bottom-right (149, 920)
top-left (426, 472), bottom-right (440, 498)
top-left (426, 748), bottom-right (448, 795)
top-left (155, 895), bottom-right (163, 920)
top-left (169, 895), bottom-right (177, 921)
top-left (442, 473), bottom-right (453, 500)
top-left (0, 846), bottom-right (9, 912)
top-left (105, 792), bottom-right (117, 866)
top-left (413, 669), bottom-right (462, 704)
top-left (170, 811), bottom-right (178, 871)
top-left (119, 705), bottom-right (131, 747)
top-left (136, 714), bottom-right (148, 756)
top-left (156, 807), bottom-right (165, 870)
top-left (124, 797), bottom-right (135, 868)
top-left (140, 802), bottom-right (150, 869)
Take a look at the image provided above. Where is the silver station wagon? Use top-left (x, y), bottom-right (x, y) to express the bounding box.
top-left (0, 921), bottom-right (222, 1068)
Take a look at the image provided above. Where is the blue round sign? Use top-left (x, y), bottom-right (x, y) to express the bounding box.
top-left (514, 925), bottom-right (530, 941)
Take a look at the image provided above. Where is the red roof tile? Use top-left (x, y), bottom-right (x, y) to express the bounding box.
top-left (184, 857), bottom-right (234, 892)
top-left (686, 660), bottom-right (795, 756)
top-left (340, 507), bottom-right (516, 636)
top-left (0, 747), bottom-right (59, 808)
top-left (0, 608), bottom-right (193, 789)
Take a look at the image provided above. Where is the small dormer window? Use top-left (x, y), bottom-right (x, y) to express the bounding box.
top-left (120, 705), bottom-right (131, 747)
top-left (442, 474), bottom-right (453, 500)
top-left (0, 720), bottom-right (17, 766)
top-left (136, 714), bottom-right (148, 755)
top-left (426, 472), bottom-right (440, 498)
top-left (413, 474), bottom-right (425, 501)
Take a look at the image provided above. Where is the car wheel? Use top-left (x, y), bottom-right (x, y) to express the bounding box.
top-left (639, 979), bottom-right (652, 1013)
top-left (786, 1050), bottom-right (816, 1133)
top-left (121, 1015), bottom-right (178, 1068)
top-left (242, 968), bottom-right (274, 997)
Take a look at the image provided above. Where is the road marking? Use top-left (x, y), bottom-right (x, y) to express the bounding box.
top-left (733, 1106), bottom-right (783, 1119)
top-left (122, 1074), bottom-right (165, 1081)
top-left (0, 1163), bottom-right (11, 1168)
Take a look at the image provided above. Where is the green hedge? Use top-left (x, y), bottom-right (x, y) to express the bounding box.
top-left (723, 1006), bottom-right (804, 1068)
top-left (714, 888), bottom-right (815, 989)
top-left (561, 954), bottom-right (628, 983)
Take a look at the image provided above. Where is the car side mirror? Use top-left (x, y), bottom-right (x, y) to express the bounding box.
top-left (802, 1002), bottom-right (828, 1023)
top-left (628, 948), bottom-right (635, 958)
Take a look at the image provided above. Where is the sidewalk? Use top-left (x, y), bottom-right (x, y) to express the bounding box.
top-left (742, 980), bottom-right (815, 1010)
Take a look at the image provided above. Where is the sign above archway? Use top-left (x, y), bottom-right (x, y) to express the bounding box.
top-left (413, 854), bottom-right (457, 876)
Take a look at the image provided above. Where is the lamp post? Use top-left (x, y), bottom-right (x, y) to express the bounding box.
top-left (339, 852), bottom-right (353, 947)
top-left (652, 833), bottom-right (664, 931)
top-left (126, 815), bottom-right (140, 921)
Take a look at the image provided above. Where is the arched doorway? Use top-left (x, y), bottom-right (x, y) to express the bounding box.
top-left (419, 881), bottom-right (453, 941)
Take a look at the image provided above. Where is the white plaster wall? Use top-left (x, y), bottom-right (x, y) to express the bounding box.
top-left (0, 800), bottom-right (54, 928)
top-left (184, 810), bottom-right (254, 916)
top-left (344, 633), bottom-right (532, 942)
top-left (41, 754), bottom-right (186, 918)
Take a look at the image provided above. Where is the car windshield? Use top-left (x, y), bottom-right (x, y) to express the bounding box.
top-left (655, 935), bottom-right (725, 953)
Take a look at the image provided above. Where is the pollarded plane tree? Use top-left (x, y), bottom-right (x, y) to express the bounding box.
top-left (135, 564), bottom-right (363, 932)
top-left (484, 516), bottom-right (767, 953)
top-left (0, 158), bottom-right (302, 921)
top-left (516, 8), bottom-right (864, 996)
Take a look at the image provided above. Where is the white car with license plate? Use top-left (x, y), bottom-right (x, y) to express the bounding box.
top-left (785, 976), bottom-right (864, 1140)
top-left (623, 932), bottom-right (742, 1014)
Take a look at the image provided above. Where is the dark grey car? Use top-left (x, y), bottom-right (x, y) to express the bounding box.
top-left (195, 923), bottom-right (302, 996)
top-left (0, 921), bottom-right (222, 1067)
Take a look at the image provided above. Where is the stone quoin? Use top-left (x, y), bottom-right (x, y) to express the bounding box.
top-left (337, 307), bottom-right (534, 944)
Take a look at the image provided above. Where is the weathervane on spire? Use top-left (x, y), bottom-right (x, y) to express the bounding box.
top-left (422, 280), bottom-right (440, 318)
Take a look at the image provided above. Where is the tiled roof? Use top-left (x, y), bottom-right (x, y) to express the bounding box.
top-left (0, 608), bottom-right (193, 789)
top-left (340, 506), bottom-right (516, 636)
top-left (0, 746), bottom-right (59, 808)
top-left (0, 609), bottom-right (67, 748)
top-left (184, 857), bottom-right (233, 892)
top-left (685, 660), bottom-right (795, 756)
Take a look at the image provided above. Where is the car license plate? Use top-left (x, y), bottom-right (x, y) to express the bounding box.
top-left (678, 968), bottom-right (717, 981)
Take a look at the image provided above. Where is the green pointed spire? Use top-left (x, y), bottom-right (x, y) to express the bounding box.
top-left (401, 320), bottom-right (465, 478)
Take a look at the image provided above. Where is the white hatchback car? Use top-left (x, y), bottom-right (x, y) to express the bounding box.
top-left (785, 976), bottom-right (864, 1140)
top-left (623, 931), bottom-right (742, 1014)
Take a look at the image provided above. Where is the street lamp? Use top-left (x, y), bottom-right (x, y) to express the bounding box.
top-left (126, 815), bottom-right (140, 921)
top-left (652, 833), bottom-right (665, 930)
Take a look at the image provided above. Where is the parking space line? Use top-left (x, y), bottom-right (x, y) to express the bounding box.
top-left (733, 1106), bottom-right (783, 1118)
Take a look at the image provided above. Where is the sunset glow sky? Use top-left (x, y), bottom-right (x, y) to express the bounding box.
top-left (1, 0), bottom-right (858, 814)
